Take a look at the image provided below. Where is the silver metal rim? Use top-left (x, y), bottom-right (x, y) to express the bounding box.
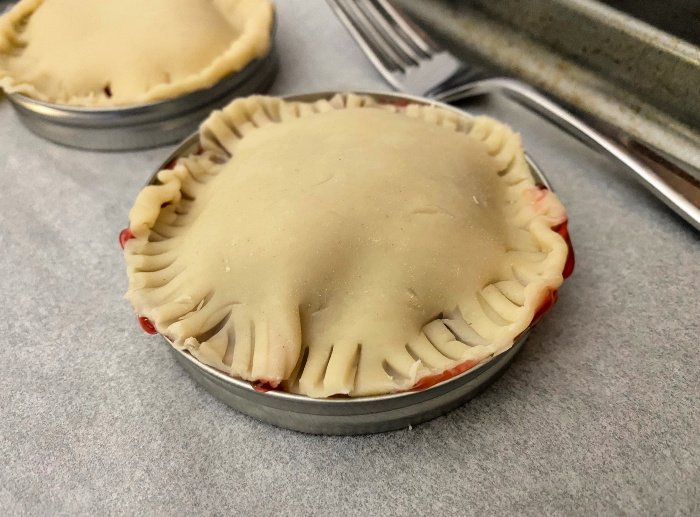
top-left (146, 90), bottom-right (554, 434)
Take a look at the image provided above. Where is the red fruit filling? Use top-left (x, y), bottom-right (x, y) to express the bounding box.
top-left (382, 99), bottom-right (410, 108)
top-left (532, 289), bottom-right (559, 326)
top-left (119, 228), bottom-right (134, 249)
top-left (554, 220), bottom-right (575, 279)
top-left (252, 380), bottom-right (280, 393)
top-left (410, 359), bottom-right (480, 391)
top-left (138, 316), bottom-right (157, 335)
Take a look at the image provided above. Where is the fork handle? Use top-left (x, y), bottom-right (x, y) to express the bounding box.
top-left (436, 78), bottom-right (700, 231)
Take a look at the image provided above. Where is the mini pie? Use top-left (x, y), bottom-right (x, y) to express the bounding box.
top-left (0, 0), bottom-right (273, 106)
top-left (122, 94), bottom-right (572, 398)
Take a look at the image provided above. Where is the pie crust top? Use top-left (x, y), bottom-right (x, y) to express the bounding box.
top-left (123, 94), bottom-right (570, 398)
top-left (0, 0), bottom-right (273, 106)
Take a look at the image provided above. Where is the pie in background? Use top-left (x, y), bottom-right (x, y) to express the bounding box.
top-left (0, 0), bottom-right (273, 106)
top-left (122, 94), bottom-right (572, 398)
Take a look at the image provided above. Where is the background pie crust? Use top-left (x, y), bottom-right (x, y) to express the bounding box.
top-left (123, 94), bottom-right (570, 398)
top-left (0, 0), bottom-right (273, 106)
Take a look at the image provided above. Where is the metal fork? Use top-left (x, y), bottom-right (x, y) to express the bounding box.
top-left (327, 0), bottom-right (700, 231)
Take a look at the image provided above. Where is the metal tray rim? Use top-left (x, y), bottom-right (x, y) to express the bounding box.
top-left (7, 52), bottom-right (273, 121)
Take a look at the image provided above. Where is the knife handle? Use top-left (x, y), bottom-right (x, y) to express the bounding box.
top-left (437, 78), bottom-right (700, 231)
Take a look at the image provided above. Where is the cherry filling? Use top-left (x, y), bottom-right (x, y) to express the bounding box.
top-left (252, 380), bottom-right (280, 393)
top-left (252, 382), bottom-right (274, 393)
top-left (138, 316), bottom-right (157, 335)
top-left (164, 158), bottom-right (179, 170)
top-left (532, 289), bottom-right (559, 326)
top-left (119, 229), bottom-right (156, 335)
top-left (554, 220), bottom-right (575, 279)
top-left (410, 359), bottom-right (480, 391)
top-left (118, 228), bottom-right (134, 249)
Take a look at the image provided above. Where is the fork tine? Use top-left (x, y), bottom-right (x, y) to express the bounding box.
top-left (328, 0), bottom-right (405, 75)
top-left (374, 0), bottom-right (437, 55)
top-left (347, 0), bottom-right (418, 69)
top-left (358, 0), bottom-right (421, 64)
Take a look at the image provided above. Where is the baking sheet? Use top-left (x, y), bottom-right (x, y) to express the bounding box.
top-left (0, 1), bottom-right (697, 514)
top-left (396, 0), bottom-right (700, 174)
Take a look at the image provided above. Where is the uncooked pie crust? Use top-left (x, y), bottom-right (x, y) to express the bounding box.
top-left (0, 0), bottom-right (273, 106)
top-left (123, 94), bottom-right (569, 398)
